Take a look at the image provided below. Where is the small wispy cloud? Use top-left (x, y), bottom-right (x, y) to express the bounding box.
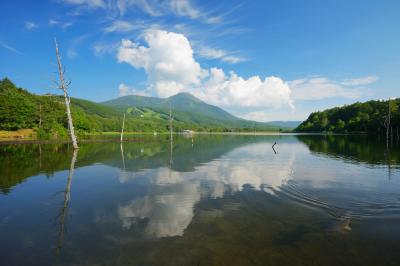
top-left (63, 0), bottom-right (221, 25)
top-left (25, 21), bottom-right (38, 31)
top-left (221, 55), bottom-right (245, 64)
top-left (169, 0), bottom-right (200, 19)
top-left (49, 19), bottom-right (74, 30)
top-left (67, 34), bottom-right (89, 58)
top-left (204, 16), bottom-right (223, 24)
top-left (104, 20), bottom-right (142, 33)
top-left (62, 0), bottom-right (106, 9)
top-left (290, 76), bottom-right (375, 101)
top-left (0, 41), bottom-right (23, 55)
top-left (93, 42), bottom-right (119, 56)
top-left (198, 46), bottom-right (245, 64)
top-left (118, 83), bottom-right (148, 96)
top-left (341, 75), bottom-right (378, 86)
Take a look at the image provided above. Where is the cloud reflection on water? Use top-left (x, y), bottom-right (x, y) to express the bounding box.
top-left (118, 142), bottom-right (295, 237)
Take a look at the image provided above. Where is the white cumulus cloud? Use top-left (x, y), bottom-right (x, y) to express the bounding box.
top-left (117, 29), bottom-right (293, 110)
top-left (290, 77), bottom-right (370, 101)
top-left (194, 68), bottom-right (294, 109)
top-left (117, 29), bottom-right (206, 97)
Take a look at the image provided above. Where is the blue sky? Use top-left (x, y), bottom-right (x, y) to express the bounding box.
top-left (1, 0), bottom-right (399, 121)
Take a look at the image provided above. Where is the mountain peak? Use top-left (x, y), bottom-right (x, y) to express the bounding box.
top-left (169, 92), bottom-right (201, 102)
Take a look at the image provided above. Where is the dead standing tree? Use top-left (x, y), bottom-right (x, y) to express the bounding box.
top-left (169, 103), bottom-right (173, 166)
top-left (54, 38), bottom-right (78, 149)
top-left (120, 113), bottom-right (126, 142)
top-left (384, 99), bottom-right (391, 149)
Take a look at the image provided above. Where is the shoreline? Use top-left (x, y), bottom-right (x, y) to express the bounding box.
top-left (0, 131), bottom-right (359, 145)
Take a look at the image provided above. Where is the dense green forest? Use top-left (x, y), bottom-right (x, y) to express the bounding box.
top-left (296, 98), bottom-right (400, 134)
top-left (0, 78), bottom-right (281, 139)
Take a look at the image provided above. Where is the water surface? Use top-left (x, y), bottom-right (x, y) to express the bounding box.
top-left (1, 134), bottom-right (400, 265)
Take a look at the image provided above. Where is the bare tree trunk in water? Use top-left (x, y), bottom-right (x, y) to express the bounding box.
top-left (54, 38), bottom-right (78, 150)
top-left (120, 113), bottom-right (125, 142)
top-left (56, 149), bottom-right (78, 257)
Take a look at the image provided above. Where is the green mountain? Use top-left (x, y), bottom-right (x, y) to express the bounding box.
top-left (103, 93), bottom-right (280, 130)
top-left (296, 99), bottom-right (400, 133)
top-left (0, 78), bottom-right (286, 138)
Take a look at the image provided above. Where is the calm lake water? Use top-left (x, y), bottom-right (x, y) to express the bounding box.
top-left (1, 134), bottom-right (400, 265)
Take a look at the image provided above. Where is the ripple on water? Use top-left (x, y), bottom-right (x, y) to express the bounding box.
top-left (273, 179), bottom-right (400, 221)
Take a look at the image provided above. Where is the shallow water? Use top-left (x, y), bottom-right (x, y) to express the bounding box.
top-left (0, 134), bottom-right (400, 265)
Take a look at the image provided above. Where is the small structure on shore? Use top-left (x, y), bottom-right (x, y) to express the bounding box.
top-left (183, 130), bottom-right (194, 134)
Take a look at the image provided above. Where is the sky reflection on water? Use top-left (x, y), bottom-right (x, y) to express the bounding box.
top-left (0, 135), bottom-right (399, 265)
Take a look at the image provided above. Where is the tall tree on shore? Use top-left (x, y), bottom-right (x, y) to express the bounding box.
top-left (54, 38), bottom-right (78, 149)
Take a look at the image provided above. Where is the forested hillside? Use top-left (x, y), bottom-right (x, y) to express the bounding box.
top-left (296, 99), bottom-right (400, 134)
top-left (103, 92), bottom-right (279, 129)
top-left (0, 78), bottom-right (281, 139)
top-left (0, 78), bottom-right (187, 138)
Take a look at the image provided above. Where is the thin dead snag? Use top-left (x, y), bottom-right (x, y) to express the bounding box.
top-left (120, 113), bottom-right (126, 142)
top-left (169, 103), bottom-right (173, 166)
top-left (54, 38), bottom-right (78, 149)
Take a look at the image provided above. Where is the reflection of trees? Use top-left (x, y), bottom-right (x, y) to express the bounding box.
top-left (0, 135), bottom-right (285, 193)
top-left (55, 149), bottom-right (78, 257)
top-left (0, 144), bottom-right (71, 193)
top-left (297, 135), bottom-right (400, 167)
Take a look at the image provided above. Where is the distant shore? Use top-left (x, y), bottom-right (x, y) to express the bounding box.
top-left (0, 130), bottom-right (348, 145)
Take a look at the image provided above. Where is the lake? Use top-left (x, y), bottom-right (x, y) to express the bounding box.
top-left (1, 134), bottom-right (400, 265)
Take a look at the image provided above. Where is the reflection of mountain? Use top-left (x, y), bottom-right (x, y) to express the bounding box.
top-left (0, 135), bottom-right (285, 193)
top-left (118, 142), bottom-right (296, 238)
top-left (297, 135), bottom-right (400, 167)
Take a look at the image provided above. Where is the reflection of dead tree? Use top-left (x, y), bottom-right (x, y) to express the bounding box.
top-left (54, 38), bottom-right (78, 150)
top-left (121, 143), bottom-right (126, 170)
top-left (39, 144), bottom-right (42, 170)
top-left (55, 149), bottom-right (78, 257)
top-left (384, 145), bottom-right (392, 181)
top-left (272, 142), bottom-right (277, 154)
top-left (119, 142), bottom-right (129, 182)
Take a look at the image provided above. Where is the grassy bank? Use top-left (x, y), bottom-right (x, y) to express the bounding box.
top-left (0, 129), bottom-right (36, 140)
